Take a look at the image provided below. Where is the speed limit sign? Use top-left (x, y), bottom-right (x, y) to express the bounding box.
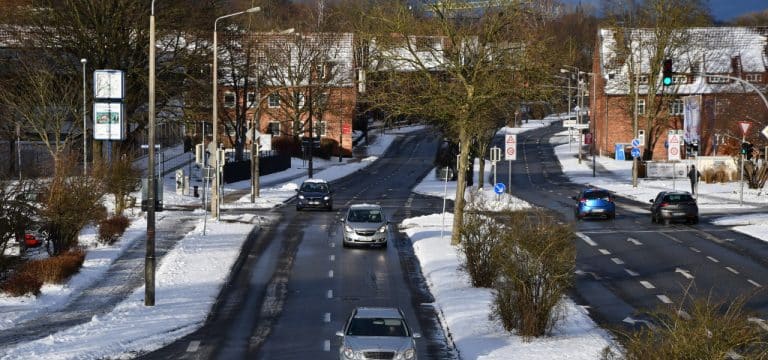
top-left (505, 134), bottom-right (517, 161)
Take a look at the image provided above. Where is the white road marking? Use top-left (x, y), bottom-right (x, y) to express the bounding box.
top-left (324, 313), bottom-right (331, 323)
top-left (625, 268), bottom-right (639, 277)
top-left (748, 279), bottom-right (762, 287)
top-left (576, 232), bottom-right (597, 246)
top-left (328, 270), bottom-right (334, 278)
top-left (611, 258), bottom-right (624, 265)
top-left (327, 290), bottom-right (333, 299)
top-left (330, 242), bottom-right (336, 248)
top-left (599, 249), bottom-right (611, 255)
top-left (707, 256), bottom-right (719, 263)
top-left (689, 247), bottom-right (701, 253)
top-left (726, 267), bottom-right (739, 275)
top-left (640, 281), bottom-right (655, 289)
top-left (675, 268), bottom-right (694, 280)
top-left (627, 237), bottom-right (643, 246)
top-left (186, 340), bottom-right (200, 352)
top-left (324, 340), bottom-right (331, 351)
top-left (330, 255), bottom-right (335, 262)
top-left (657, 295), bottom-right (673, 304)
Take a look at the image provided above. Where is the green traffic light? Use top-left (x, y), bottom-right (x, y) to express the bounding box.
top-left (663, 77), bottom-right (672, 86)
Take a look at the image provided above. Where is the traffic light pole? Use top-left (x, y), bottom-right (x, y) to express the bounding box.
top-left (740, 134), bottom-right (745, 206)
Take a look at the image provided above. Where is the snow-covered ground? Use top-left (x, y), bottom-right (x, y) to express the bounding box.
top-left (1, 117), bottom-right (766, 359)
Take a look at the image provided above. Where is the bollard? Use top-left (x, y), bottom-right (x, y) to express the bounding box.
top-left (193, 185), bottom-right (199, 198)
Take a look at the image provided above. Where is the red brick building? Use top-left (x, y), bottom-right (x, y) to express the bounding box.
top-left (591, 27), bottom-right (768, 160)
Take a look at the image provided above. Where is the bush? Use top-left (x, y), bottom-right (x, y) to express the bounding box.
top-left (98, 215), bottom-right (130, 245)
top-left (0, 271), bottom-right (42, 297)
top-left (20, 249), bottom-right (86, 284)
top-left (317, 138), bottom-right (338, 160)
top-left (606, 296), bottom-right (768, 359)
top-left (272, 135), bottom-right (301, 157)
top-left (492, 209), bottom-right (576, 338)
top-left (459, 191), bottom-right (502, 288)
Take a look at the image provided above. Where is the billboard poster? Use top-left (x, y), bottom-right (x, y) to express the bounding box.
top-left (683, 95), bottom-right (701, 144)
top-left (93, 70), bottom-right (124, 99)
top-left (93, 102), bottom-right (125, 140)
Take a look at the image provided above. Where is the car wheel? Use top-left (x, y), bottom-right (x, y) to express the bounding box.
top-left (663, 218), bottom-right (671, 225)
top-left (342, 241), bottom-right (349, 248)
top-left (691, 217), bottom-right (699, 225)
top-left (381, 242), bottom-right (388, 249)
top-left (296, 206), bottom-right (302, 211)
top-left (327, 205), bottom-right (333, 212)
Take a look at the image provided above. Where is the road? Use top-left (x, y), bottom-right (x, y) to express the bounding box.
top-left (496, 121), bottom-right (768, 329)
top-left (142, 129), bottom-right (458, 359)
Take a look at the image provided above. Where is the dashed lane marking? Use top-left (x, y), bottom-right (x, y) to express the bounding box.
top-left (324, 340), bottom-right (331, 352)
top-left (748, 279), bottom-right (762, 287)
top-left (576, 232), bottom-right (597, 246)
top-left (640, 281), bottom-right (655, 289)
top-left (657, 295), bottom-right (673, 304)
top-left (689, 247), bottom-right (701, 253)
top-left (324, 313), bottom-right (331, 323)
top-left (627, 237), bottom-right (642, 246)
top-left (186, 340), bottom-right (200, 352)
top-left (599, 249), bottom-right (611, 255)
top-left (330, 255), bottom-right (335, 262)
top-left (726, 267), bottom-right (739, 275)
top-left (328, 270), bottom-right (334, 278)
top-left (625, 268), bottom-right (639, 277)
top-left (707, 256), bottom-right (719, 263)
top-left (611, 258), bottom-right (624, 265)
top-left (327, 290), bottom-right (333, 299)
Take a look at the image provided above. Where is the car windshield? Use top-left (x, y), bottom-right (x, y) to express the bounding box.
top-left (664, 194), bottom-right (695, 203)
top-left (301, 183), bottom-right (328, 193)
top-left (348, 209), bottom-right (383, 223)
top-left (346, 318), bottom-right (407, 337)
top-left (583, 191), bottom-right (610, 200)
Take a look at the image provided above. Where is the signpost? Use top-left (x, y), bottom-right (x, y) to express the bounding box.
top-left (490, 146), bottom-right (501, 186)
top-left (505, 134), bottom-right (517, 194)
top-left (738, 121), bottom-right (752, 206)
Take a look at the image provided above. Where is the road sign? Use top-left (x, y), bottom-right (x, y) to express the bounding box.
top-left (631, 138), bottom-right (640, 147)
top-left (505, 134), bottom-right (517, 161)
top-left (738, 121), bottom-right (752, 136)
top-left (571, 123), bottom-right (589, 129)
top-left (563, 119), bottom-right (577, 127)
top-left (494, 183), bottom-right (506, 194)
top-left (668, 134), bottom-right (681, 161)
top-left (762, 125), bottom-right (768, 140)
top-left (631, 148), bottom-right (641, 158)
top-left (490, 146), bottom-right (501, 163)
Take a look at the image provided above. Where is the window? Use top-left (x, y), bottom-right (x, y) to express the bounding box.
top-left (224, 92), bottom-right (236, 108)
top-left (707, 76), bottom-right (730, 84)
top-left (268, 93), bottom-right (280, 108)
top-left (669, 99), bottom-right (684, 115)
top-left (672, 75), bottom-right (687, 84)
top-left (314, 121), bottom-right (326, 137)
top-left (636, 99), bottom-right (645, 115)
top-left (637, 75), bottom-right (648, 84)
top-left (247, 92), bottom-right (256, 107)
top-left (267, 121), bottom-right (280, 135)
top-left (297, 93), bottom-right (306, 108)
top-left (746, 74), bottom-right (762, 83)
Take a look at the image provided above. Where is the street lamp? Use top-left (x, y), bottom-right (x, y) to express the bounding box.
top-left (146, 0), bottom-right (157, 306)
top-left (81, 58), bottom-right (87, 176)
top-left (212, 6), bottom-right (261, 219)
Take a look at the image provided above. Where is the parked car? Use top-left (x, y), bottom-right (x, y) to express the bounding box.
top-left (336, 306), bottom-right (421, 360)
top-left (649, 191), bottom-right (699, 225)
top-left (573, 188), bottom-right (615, 220)
top-left (341, 204), bottom-right (389, 248)
top-left (296, 178), bottom-right (333, 211)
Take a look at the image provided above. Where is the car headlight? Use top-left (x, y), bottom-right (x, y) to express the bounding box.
top-left (378, 224), bottom-right (387, 233)
top-left (345, 225), bottom-right (354, 233)
top-left (324, 196), bottom-right (330, 200)
top-left (342, 347), bottom-right (357, 359)
top-left (403, 348), bottom-right (416, 360)
top-left (298, 194), bottom-right (305, 199)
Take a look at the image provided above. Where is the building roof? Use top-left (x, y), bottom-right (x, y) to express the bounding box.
top-left (598, 27), bottom-right (768, 95)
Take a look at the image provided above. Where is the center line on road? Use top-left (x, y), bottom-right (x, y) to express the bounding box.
top-left (328, 270), bottom-right (334, 278)
top-left (625, 268), bottom-right (639, 277)
top-left (748, 279), bottom-right (762, 287)
top-left (324, 340), bottom-right (331, 352)
top-left (330, 255), bottom-right (335, 262)
top-left (726, 267), bottom-right (739, 275)
top-left (576, 232), bottom-right (597, 247)
top-left (689, 247), bottom-right (701, 253)
top-left (611, 258), bottom-right (624, 265)
top-left (657, 295), bottom-right (673, 304)
top-left (327, 290), bottom-right (333, 299)
top-left (186, 340), bottom-right (200, 353)
top-left (627, 237), bottom-right (642, 246)
top-left (707, 256), bottom-right (719, 263)
top-left (324, 313), bottom-right (331, 323)
top-left (640, 281), bottom-right (655, 289)
top-left (599, 249), bottom-right (611, 255)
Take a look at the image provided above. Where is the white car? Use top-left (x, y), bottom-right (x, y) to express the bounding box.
top-left (341, 204), bottom-right (389, 248)
top-left (336, 307), bottom-right (420, 360)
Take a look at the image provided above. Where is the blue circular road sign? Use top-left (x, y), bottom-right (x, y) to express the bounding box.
top-left (631, 139), bottom-right (641, 147)
top-left (494, 183), bottom-right (506, 194)
top-left (631, 148), bottom-right (641, 158)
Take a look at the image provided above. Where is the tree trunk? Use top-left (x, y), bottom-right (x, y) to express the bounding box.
top-left (450, 127), bottom-right (471, 245)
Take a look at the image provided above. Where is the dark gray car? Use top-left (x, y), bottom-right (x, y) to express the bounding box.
top-left (650, 191), bottom-right (699, 224)
top-left (336, 307), bottom-right (420, 360)
top-left (341, 204), bottom-right (389, 248)
top-left (296, 179), bottom-right (333, 211)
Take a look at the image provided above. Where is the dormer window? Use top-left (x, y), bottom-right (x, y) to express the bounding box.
top-left (707, 76), bottom-right (730, 84)
top-left (224, 92), bottom-right (236, 108)
top-left (745, 74), bottom-right (762, 83)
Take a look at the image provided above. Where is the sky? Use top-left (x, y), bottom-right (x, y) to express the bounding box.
top-left (563, 0), bottom-right (768, 21)
top-left (1, 117), bottom-right (768, 359)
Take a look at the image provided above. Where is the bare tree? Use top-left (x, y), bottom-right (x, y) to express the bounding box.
top-left (359, 0), bottom-right (553, 244)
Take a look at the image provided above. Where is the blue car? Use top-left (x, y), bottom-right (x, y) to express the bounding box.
top-left (574, 188), bottom-right (615, 220)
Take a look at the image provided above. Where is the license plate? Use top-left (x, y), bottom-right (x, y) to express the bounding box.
top-left (673, 212), bottom-right (685, 216)
top-left (310, 201), bottom-right (319, 205)
top-left (592, 209), bottom-right (604, 213)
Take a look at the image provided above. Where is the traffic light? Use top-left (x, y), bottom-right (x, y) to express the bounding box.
top-left (662, 59), bottom-right (673, 86)
top-left (746, 143), bottom-right (754, 160)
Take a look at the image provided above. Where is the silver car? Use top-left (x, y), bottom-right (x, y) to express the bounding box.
top-left (336, 307), bottom-right (420, 360)
top-left (342, 204), bottom-right (389, 248)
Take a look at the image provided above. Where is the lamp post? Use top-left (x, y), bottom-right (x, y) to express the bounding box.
top-left (81, 58), bottom-right (88, 176)
top-left (586, 72), bottom-right (596, 177)
top-left (146, 0), bottom-right (157, 307)
top-left (212, 6), bottom-right (261, 219)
